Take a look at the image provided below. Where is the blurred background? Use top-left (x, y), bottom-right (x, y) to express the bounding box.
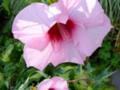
top-left (0, 0), bottom-right (120, 90)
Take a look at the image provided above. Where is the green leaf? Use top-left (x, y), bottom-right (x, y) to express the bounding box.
top-left (2, 0), bottom-right (10, 14)
top-left (18, 78), bottom-right (30, 90)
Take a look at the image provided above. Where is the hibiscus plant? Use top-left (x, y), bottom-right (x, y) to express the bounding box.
top-left (0, 0), bottom-right (120, 90)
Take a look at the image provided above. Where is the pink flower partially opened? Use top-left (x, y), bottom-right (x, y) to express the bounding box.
top-left (37, 77), bottom-right (69, 90)
top-left (12, 0), bottom-right (112, 70)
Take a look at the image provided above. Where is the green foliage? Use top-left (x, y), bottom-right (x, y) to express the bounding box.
top-left (100, 0), bottom-right (120, 24)
top-left (0, 0), bottom-right (120, 90)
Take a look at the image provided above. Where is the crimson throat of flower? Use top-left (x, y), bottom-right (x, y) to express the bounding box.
top-left (48, 19), bottom-right (76, 43)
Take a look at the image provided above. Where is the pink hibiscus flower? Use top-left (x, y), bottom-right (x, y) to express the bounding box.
top-left (37, 76), bottom-right (68, 90)
top-left (12, 0), bottom-right (112, 70)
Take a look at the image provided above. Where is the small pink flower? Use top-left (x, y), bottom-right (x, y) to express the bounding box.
top-left (37, 77), bottom-right (69, 90)
top-left (12, 0), bottom-right (112, 70)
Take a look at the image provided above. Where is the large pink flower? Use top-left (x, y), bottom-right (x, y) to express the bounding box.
top-left (12, 0), bottom-right (112, 70)
top-left (37, 77), bottom-right (68, 90)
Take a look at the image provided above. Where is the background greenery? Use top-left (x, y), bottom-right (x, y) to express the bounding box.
top-left (0, 0), bottom-right (120, 90)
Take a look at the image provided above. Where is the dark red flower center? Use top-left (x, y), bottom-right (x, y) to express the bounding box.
top-left (48, 19), bottom-right (75, 42)
top-left (48, 88), bottom-right (55, 90)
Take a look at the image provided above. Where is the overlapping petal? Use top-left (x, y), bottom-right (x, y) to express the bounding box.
top-left (71, 0), bottom-right (112, 56)
top-left (23, 43), bottom-right (53, 71)
top-left (12, 3), bottom-right (66, 50)
top-left (69, 0), bottom-right (106, 27)
top-left (73, 17), bottom-right (111, 56)
top-left (50, 40), bottom-right (84, 66)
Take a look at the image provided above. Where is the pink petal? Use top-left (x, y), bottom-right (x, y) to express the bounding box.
top-left (51, 1), bottom-right (69, 24)
top-left (23, 43), bottom-right (53, 71)
top-left (37, 77), bottom-right (69, 90)
top-left (59, 0), bottom-right (80, 10)
top-left (69, 0), bottom-right (108, 28)
top-left (12, 3), bottom-right (64, 50)
top-left (51, 77), bottom-right (69, 90)
top-left (62, 41), bottom-right (85, 64)
top-left (68, 0), bottom-right (112, 56)
top-left (48, 42), bottom-right (67, 66)
top-left (73, 15), bottom-right (111, 56)
top-left (50, 40), bottom-right (84, 66)
top-left (24, 35), bottom-right (49, 50)
top-left (37, 79), bottom-right (52, 90)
